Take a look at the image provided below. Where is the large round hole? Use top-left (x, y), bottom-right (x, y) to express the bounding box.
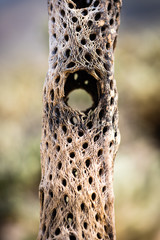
top-left (67, 89), bottom-right (93, 112)
top-left (64, 70), bottom-right (101, 113)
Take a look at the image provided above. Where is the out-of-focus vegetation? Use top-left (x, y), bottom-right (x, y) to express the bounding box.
top-left (0, 1), bottom-right (160, 239)
top-left (0, 30), bottom-right (159, 240)
top-left (114, 32), bottom-right (160, 240)
top-left (0, 63), bottom-right (44, 240)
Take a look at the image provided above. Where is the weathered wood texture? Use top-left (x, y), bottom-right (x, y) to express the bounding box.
top-left (38, 0), bottom-right (122, 239)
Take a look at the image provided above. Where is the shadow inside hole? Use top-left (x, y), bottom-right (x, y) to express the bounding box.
top-left (64, 70), bottom-right (101, 114)
top-left (72, 0), bottom-right (93, 9)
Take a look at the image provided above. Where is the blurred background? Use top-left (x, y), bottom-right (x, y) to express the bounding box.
top-left (0, 0), bottom-right (160, 239)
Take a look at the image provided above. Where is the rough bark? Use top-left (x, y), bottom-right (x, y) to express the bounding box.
top-left (38, 0), bottom-right (122, 239)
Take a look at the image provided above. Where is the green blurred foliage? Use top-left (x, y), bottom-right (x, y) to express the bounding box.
top-left (0, 63), bottom-right (45, 239)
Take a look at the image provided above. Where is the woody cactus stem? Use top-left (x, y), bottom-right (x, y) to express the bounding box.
top-left (38, 0), bottom-right (122, 239)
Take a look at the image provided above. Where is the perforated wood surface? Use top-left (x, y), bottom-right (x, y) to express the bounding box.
top-left (38, 1), bottom-right (122, 239)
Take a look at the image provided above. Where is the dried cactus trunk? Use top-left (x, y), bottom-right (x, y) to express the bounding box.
top-left (38, 0), bottom-right (122, 239)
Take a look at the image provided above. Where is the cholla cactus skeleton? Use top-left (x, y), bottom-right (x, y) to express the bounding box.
top-left (38, 0), bottom-right (122, 239)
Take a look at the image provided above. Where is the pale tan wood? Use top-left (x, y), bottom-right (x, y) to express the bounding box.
top-left (38, 1), bottom-right (122, 239)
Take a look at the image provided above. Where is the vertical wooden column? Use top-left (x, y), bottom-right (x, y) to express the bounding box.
top-left (38, 0), bottom-right (122, 239)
